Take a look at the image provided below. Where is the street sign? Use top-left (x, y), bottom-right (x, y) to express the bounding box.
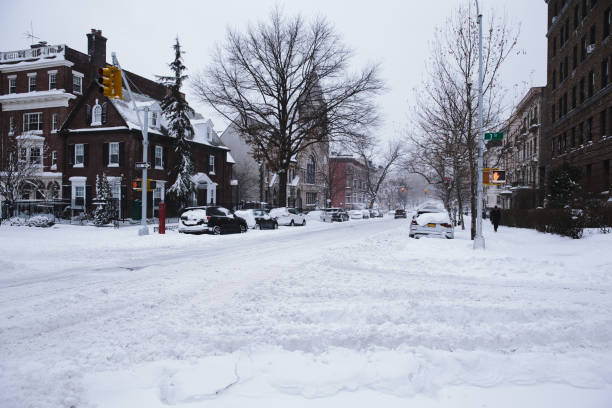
top-left (135, 162), bottom-right (150, 169)
top-left (484, 132), bottom-right (503, 140)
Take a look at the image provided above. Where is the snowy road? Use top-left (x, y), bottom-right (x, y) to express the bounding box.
top-left (1, 218), bottom-right (612, 407)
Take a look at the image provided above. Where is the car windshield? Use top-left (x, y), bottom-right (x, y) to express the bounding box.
top-left (253, 210), bottom-right (266, 216)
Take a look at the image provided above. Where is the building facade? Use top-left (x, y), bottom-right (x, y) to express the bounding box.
top-left (329, 153), bottom-right (369, 209)
top-left (1, 29), bottom-right (233, 219)
top-left (544, 0), bottom-right (612, 201)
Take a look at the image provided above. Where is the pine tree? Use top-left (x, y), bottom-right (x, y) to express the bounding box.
top-left (93, 173), bottom-right (116, 226)
top-left (547, 162), bottom-right (582, 209)
top-left (158, 37), bottom-right (195, 208)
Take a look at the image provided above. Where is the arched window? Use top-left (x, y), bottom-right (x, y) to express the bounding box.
top-left (91, 99), bottom-right (102, 126)
top-left (306, 155), bottom-right (315, 184)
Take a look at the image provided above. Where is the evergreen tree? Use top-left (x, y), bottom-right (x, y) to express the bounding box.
top-left (93, 173), bottom-right (116, 226)
top-left (158, 38), bottom-right (195, 208)
top-left (547, 162), bottom-right (582, 209)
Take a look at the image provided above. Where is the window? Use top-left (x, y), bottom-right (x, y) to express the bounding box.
top-left (51, 151), bottom-right (57, 168)
top-left (588, 71), bottom-right (595, 97)
top-left (582, 0), bottom-right (587, 19)
top-left (73, 72), bottom-right (83, 94)
top-left (579, 122), bottom-right (584, 144)
top-left (52, 113), bottom-right (58, 131)
top-left (306, 192), bottom-right (317, 206)
top-left (580, 77), bottom-right (585, 102)
top-left (19, 147), bottom-right (27, 163)
top-left (345, 194), bottom-right (351, 204)
top-left (604, 160), bottom-right (610, 189)
top-left (155, 145), bottom-right (163, 168)
top-left (74, 186), bottom-right (85, 208)
top-left (28, 74), bottom-right (36, 92)
top-left (306, 155), bottom-right (315, 184)
top-left (574, 5), bottom-right (580, 29)
top-left (23, 112), bottom-right (42, 131)
top-left (573, 46), bottom-right (577, 70)
top-left (571, 127), bottom-right (576, 147)
top-left (29, 147), bottom-right (41, 165)
top-left (572, 85), bottom-right (577, 108)
top-left (75, 144), bottom-right (84, 166)
top-left (9, 116), bottom-right (15, 135)
top-left (209, 154), bottom-right (215, 174)
top-left (552, 37), bottom-right (557, 57)
top-left (602, 58), bottom-right (609, 88)
top-left (92, 102), bottom-right (102, 126)
top-left (48, 71), bottom-right (57, 90)
top-left (552, 70), bottom-right (556, 89)
top-left (552, 104), bottom-right (556, 122)
top-left (601, 110), bottom-right (607, 137)
top-left (590, 24), bottom-right (596, 45)
top-left (8, 77), bottom-right (16, 94)
top-left (558, 97), bottom-right (563, 117)
top-left (587, 117), bottom-right (593, 141)
top-left (605, 8), bottom-right (611, 38)
top-left (109, 142), bottom-right (119, 166)
top-left (151, 112), bottom-right (158, 127)
top-left (581, 37), bottom-right (587, 61)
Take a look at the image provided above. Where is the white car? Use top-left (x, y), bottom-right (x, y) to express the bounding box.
top-left (349, 209), bottom-right (363, 219)
top-left (269, 207), bottom-right (306, 226)
top-left (409, 207), bottom-right (454, 239)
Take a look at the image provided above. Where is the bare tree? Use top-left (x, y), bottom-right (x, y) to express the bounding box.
top-left (353, 138), bottom-right (403, 208)
top-left (232, 158), bottom-right (260, 203)
top-left (192, 8), bottom-right (383, 207)
top-left (408, 3), bottom-right (518, 237)
top-left (0, 136), bottom-right (48, 216)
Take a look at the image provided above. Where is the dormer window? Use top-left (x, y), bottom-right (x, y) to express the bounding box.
top-left (91, 99), bottom-right (102, 126)
top-left (151, 112), bottom-right (158, 127)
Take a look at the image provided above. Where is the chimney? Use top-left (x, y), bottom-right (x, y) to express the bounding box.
top-left (87, 29), bottom-right (107, 68)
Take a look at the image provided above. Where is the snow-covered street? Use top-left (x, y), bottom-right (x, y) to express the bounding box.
top-left (1, 218), bottom-right (612, 407)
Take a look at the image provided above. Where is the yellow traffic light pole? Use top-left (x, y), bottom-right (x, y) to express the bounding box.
top-left (111, 52), bottom-right (150, 236)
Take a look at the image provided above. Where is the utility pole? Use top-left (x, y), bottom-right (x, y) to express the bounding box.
top-left (473, 0), bottom-right (485, 250)
top-left (112, 52), bottom-right (151, 236)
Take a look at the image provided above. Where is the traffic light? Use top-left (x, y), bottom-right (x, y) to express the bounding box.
top-left (491, 170), bottom-right (506, 183)
top-left (132, 178), bottom-right (156, 191)
top-left (97, 65), bottom-right (122, 99)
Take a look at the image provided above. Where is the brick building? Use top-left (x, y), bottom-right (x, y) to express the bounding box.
top-left (1, 29), bottom-right (234, 219)
top-left (543, 0), bottom-right (611, 201)
top-left (328, 153), bottom-right (369, 209)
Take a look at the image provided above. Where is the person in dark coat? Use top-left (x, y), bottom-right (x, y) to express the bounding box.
top-left (490, 206), bottom-right (501, 232)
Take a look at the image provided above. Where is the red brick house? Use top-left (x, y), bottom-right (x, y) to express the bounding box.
top-left (1, 29), bottom-right (234, 219)
top-left (329, 153), bottom-right (369, 209)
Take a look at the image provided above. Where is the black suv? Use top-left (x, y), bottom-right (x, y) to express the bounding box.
top-left (179, 206), bottom-right (248, 234)
top-left (394, 209), bottom-right (407, 219)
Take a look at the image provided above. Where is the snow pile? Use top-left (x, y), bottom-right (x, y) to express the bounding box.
top-left (415, 212), bottom-right (450, 225)
top-left (306, 210), bottom-right (325, 222)
top-left (234, 210), bottom-right (256, 228)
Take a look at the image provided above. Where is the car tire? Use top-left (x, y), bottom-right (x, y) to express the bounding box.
top-left (301, 219), bottom-right (306, 226)
top-left (254, 223), bottom-right (261, 230)
top-left (240, 224), bottom-right (247, 233)
top-left (409, 234), bottom-right (414, 238)
top-left (212, 226), bottom-right (222, 235)
top-left (290, 220), bottom-right (295, 226)
top-left (274, 222), bottom-right (278, 229)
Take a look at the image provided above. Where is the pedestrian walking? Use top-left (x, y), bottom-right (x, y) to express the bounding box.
top-left (490, 205), bottom-right (501, 232)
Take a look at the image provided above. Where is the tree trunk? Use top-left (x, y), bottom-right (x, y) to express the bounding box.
top-left (278, 169), bottom-right (288, 208)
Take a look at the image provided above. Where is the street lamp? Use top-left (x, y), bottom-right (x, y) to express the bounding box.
top-left (473, 0), bottom-right (485, 250)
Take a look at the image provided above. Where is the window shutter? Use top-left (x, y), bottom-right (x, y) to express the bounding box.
top-left (150, 144), bottom-right (155, 166)
top-left (68, 144), bottom-right (75, 165)
top-left (119, 142), bottom-right (125, 166)
top-left (85, 185), bottom-right (92, 210)
top-left (103, 142), bottom-right (109, 166)
top-left (86, 104), bottom-right (92, 124)
top-left (101, 102), bottom-right (108, 124)
top-left (62, 185), bottom-right (71, 201)
top-left (83, 144), bottom-right (89, 167)
top-left (163, 146), bottom-right (168, 169)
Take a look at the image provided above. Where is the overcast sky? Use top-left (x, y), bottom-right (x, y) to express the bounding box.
top-left (1, 0), bottom-right (547, 139)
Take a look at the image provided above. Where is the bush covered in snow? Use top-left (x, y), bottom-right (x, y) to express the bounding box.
top-left (8, 215), bottom-right (55, 227)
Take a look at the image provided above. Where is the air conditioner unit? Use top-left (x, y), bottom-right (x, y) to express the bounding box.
top-left (587, 44), bottom-right (595, 54)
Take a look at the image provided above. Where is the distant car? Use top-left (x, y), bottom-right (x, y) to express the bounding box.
top-left (361, 209), bottom-right (370, 219)
top-left (369, 209), bottom-right (382, 218)
top-left (394, 209), bottom-right (407, 218)
top-left (252, 209), bottom-right (279, 230)
top-left (179, 206), bottom-right (248, 234)
top-left (349, 209), bottom-right (363, 219)
top-left (320, 208), bottom-right (349, 222)
top-left (269, 207), bottom-right (306, 226)
top-left (409, 207), bottom-right (454, 239)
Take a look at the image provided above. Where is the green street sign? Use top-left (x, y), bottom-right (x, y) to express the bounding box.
top-left (484, 132), bottom-right (503, 140)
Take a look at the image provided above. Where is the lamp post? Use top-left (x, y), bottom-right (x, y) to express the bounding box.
top-left (473, 0), bottom-right (485, 250)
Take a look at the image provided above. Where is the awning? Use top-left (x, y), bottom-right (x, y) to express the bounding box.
top-left (191, 172), bottom-right (217, 190)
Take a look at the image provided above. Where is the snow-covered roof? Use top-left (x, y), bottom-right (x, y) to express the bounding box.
top-left (226, 152), bottom-right (236, 164)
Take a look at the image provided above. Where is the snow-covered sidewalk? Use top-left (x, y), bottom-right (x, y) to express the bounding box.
top-left (1, 218), bottom-right (611, 407)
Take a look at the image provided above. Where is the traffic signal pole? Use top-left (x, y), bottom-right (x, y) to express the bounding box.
top-left (474, 0), bottom-right (485, 250)
top-left (111, 52), bottom-right (149, 235)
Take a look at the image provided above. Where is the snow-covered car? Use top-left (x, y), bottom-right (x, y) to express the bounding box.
top-left (361, 209), bottom-right (370, 219)
top-left (349, 209), bottom-right (363, 219)
top-left (369, 209), bottom-right (383, 218)
top-left (320, 208), bottom-right (349, 222)
top-left (179, 206), bottom-right (248, 234)
top-left (269, 207), bottom-right (306, 226)
top-left (237, 209), bottom-right (278, 230)
top-left (409, 208), bottom-right (454, 239)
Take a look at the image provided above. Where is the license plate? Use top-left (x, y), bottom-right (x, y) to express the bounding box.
top-left (427, 223), bottom-right (436, 228)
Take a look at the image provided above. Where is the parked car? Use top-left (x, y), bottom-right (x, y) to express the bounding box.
top-left (349, 209), bottom-right (363, 219)
top-left (369, 209), bottom-right (383, 218)
top-left (252, 209), bottom-right (279, 230)
top-left (320, 208), bottom-right (350, 222)
top-left (179, 206), bottom-right (248, 234)
top-left (409, 207), bottom-right (454, 239)
top-left (269, 207), bottom-right (306, 226)
top-left (394, 209), bottom-right (407, 219)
